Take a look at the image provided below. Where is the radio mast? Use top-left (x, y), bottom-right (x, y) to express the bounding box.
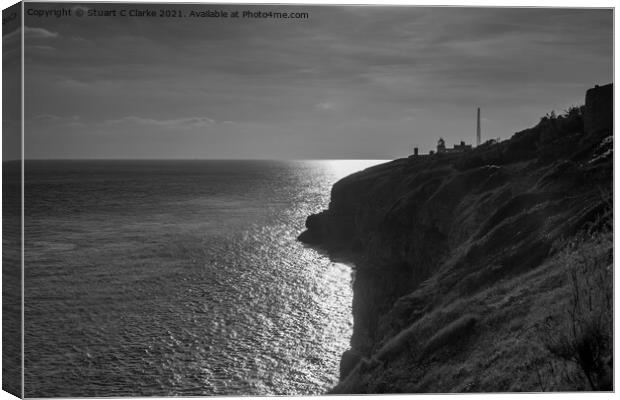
top-left (476, 107), bottom-right (481, 146)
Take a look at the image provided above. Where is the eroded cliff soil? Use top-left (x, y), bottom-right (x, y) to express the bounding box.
top-left (299, 84), bottom-right (613, 392)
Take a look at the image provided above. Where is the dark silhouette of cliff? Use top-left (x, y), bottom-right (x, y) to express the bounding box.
top-left (299, 84), bottom-right (613, 392)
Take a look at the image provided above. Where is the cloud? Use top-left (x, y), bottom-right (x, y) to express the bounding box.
top-left (28, 45), bottom-right (56, 52)
top-left (21, 6), bottom-right (612, 159)
top-left (34, 114), bottom-right (62, 121)
top-left (31, 114), bottom-right (82, 124)
top-left (24, 26), bottom-right (59, 39)
top-left (57, 79), bottom-right (89, 89)
top-left (315, 102), bottom-right (334, 110)
top-left (105, 116), bottom-right (216, 128)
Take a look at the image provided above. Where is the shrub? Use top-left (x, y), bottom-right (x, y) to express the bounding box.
top-left (541, 223), bottom-right (612, 390)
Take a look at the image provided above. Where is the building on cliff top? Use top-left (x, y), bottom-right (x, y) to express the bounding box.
top-left (584, 83), bottom-right (613, 135)
top-left (412, 107), bottom-right (479, 157)
top-left (436, 137), bottom-right (472, 154)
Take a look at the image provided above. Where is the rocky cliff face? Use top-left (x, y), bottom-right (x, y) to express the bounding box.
top-left (299, 84), bottom-right (613, 392)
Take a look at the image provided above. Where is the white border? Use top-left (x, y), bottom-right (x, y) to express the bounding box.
top-left (1, 1), bottom-right (617, 400)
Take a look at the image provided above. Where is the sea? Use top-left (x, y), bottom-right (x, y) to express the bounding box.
top-left (22, 159), bottom-right (385, 397)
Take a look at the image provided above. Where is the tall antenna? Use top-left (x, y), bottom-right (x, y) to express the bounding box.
top-left (476, 107), bottom-right (481, 146)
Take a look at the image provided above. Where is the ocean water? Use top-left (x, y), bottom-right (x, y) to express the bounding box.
top-left (23, 159), bottom-right (384, 397)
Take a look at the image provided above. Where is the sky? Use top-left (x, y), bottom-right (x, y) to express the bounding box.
top-left (13, 3), bottom-right (614, 159)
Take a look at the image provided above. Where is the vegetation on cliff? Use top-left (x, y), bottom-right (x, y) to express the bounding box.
top-left (299, 84), bottom-right (613, 392)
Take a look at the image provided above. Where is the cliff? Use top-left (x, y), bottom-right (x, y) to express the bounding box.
top-left (299, 84), bottom-right (613, 392)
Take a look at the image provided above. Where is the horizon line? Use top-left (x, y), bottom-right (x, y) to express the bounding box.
top-left (4, 157), bottom-right (394, 162)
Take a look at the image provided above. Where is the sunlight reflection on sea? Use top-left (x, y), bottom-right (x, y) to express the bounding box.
top-left (24, 159), bottom-right (386, 397)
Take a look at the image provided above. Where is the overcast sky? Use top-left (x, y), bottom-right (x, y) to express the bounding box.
top-left (19, 3), bottom-right (613, 159)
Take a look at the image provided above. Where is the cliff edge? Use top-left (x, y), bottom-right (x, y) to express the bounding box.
top-left (300, 84), bottom-right (613, 392)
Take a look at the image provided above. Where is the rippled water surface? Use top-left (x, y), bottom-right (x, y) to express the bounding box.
top-left (24, 160), bottom-right (384, 397)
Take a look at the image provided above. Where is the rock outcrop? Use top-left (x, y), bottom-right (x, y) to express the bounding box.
top-left (300, 84), bottom-right (613, 392)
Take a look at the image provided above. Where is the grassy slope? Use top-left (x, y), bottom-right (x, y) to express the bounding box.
top-left (300, 97), bottom-right (613, 392)
top-left (335, 229), bottom-right (612, 392)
